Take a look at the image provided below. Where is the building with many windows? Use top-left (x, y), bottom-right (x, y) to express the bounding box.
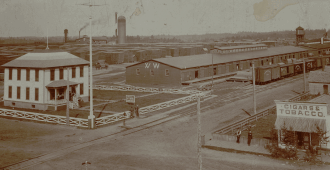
top-left (2, 51), bottom-right (89, 110)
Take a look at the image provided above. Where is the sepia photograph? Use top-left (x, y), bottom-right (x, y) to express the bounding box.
top-left (1, 0), bottom-right (330, 169)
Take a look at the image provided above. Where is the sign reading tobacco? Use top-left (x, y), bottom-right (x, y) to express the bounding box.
top-left (275, 101), bottom-right (328, 119)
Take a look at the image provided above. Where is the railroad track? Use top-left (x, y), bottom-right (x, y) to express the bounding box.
top-left (2, 73), bottom-right (307, 169)
top-left (1, 97), bottom-right (210, 170)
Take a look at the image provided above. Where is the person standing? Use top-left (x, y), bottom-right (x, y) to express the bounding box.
top-left (248, 130), bottom-right (253, 146)
top-left (135, 105), bottom-right (139, 118)
top-left (236, 129), bottom-right (241, 143)
top-left (130, 106), bottom-right (135, 118)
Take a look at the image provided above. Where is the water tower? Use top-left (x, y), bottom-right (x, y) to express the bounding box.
top-left (296, 26), bottom-right (305, 45)
top-left (64, 29), bottom-right (68, 43)
top-left (117, 16), bottom-right (126, 44)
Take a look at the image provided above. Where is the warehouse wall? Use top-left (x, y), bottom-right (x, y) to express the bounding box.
top-left (126, 61), bottom-right (181, 86)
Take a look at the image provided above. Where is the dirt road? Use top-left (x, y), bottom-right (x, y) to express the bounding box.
top-left (4, 76), bottom-right (328, 169)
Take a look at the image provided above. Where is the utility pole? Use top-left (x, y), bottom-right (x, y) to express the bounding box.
top-left (197, 97), bottom-right (202, 170)
top-left (77, 0), bottom-right (105, 129)
top-left (66, 67), bottom-right (70, 125)
top-left (303, 57), bottom-right (306, 93)
top-left (253, 63), bottom-right (256, 115)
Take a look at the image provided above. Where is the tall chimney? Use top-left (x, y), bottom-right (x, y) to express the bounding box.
top-left (115, 12), bottom-right (118, 24)
top-left (64, 29), bottom-right (68, 43)
top-left (79, 31), bottom-right (81, 39)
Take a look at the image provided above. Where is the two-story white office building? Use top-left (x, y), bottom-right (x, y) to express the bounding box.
top-left (2, 51), bottom-right (89, 111)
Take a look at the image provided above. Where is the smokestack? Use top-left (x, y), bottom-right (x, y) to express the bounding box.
top-left (79, 31), bottom-right (81, 39)
top-left (115, 12), bottom-right (118, 24)
top-left (115, 29), bottom-right (117, 37)
top-left (64, 29), bottom-right (68, 43)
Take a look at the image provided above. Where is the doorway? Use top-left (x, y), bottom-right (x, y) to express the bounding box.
top-left (195, 70), bottom-right (198, 78)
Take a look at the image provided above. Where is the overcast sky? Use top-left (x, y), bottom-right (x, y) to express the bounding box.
top-left (0, 0), bottom-right (330, 37)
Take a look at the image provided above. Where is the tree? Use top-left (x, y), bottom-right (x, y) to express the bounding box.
top-left (264, 123), bottom-right (298, 160)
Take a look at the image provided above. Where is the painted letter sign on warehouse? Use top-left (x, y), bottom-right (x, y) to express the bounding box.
top-left (275, 100), bottom-right (328, 119)
top-left (126, 95), bottom-right (135, 104)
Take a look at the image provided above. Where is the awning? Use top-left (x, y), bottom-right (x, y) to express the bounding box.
top-left (46, 80), bottom-right (78, 88)
top-left (275, 116), bottom-right (326, 133)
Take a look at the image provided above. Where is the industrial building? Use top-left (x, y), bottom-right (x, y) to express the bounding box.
top-left (2, 51), bottom-right (89, 111)
top-left (308, 66), bottom-right (330, 95)
top-left (126, 46), bottom-right (308, 86)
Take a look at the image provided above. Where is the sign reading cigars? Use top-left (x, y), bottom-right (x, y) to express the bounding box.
top-left (275, 100), bottom-right (328, 119)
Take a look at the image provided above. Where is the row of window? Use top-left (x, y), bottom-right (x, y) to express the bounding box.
top-left (8, 66), bottom-right (84, 81)
top-left (136, 69), bottom-right (170, 76)
top-left (8, 84), bottom-right (84, 101)
top-left (50, 67), bottom-right (84, 81)
top-left (8, 86), bottom-right (39, 101)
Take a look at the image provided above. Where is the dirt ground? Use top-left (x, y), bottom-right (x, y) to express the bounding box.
top-left (2, 76), bottom-right (329, 169)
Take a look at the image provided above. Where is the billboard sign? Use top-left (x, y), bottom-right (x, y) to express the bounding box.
top-left (275, 100), bottom-right (328, 119)
top-left (126, 95), bottom-right (135, 104)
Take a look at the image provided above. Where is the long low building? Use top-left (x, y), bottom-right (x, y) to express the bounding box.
top-left (126, 46), bottom-right (308, 86)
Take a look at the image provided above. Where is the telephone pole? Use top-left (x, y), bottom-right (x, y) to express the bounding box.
top-left (77, 0), bottom-right (105, 129)
top-left (197, 97), bottom-right (202, 170)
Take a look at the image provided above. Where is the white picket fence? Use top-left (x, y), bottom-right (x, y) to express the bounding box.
top-left (95, 91), bottom-right (211, 127)
top-left (0, 108), bottom-right (89, 128)
top-left (0, 90), bottom-right (211, 128)
top-left (93, 85), bottom-right (202, 95)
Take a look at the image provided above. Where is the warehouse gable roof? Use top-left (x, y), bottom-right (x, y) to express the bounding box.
top-left (2, 52), bottom-right (89, 68)
top-left (145, 46), bottom-right (308, 69)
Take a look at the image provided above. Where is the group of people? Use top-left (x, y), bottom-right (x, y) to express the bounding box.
top-left (236, 129), bottom-right (253, 146)
top-left (129, 105), bottom-right (140, 118)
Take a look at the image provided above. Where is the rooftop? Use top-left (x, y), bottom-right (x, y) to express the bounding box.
top-left (214, 44), bottom-right (267, 50)
top-left (2, 52), bottom-right (89, 68)
top-left (128, 46), bottom-right (308, 69)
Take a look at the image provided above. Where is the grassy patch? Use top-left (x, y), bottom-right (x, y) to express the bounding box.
top-left (239, 114), bottom-right (277, 139)
top-left (93, 90), bottom-right (152, 100)
top-left (93, 93), bottom-right (189, 113)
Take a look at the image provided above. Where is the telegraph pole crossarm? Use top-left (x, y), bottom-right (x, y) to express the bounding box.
top-left (76, 0), bottom-right (105, 129)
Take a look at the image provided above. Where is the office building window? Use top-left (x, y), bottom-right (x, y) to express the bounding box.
top-left (136, 68), bottom-right (140, 75)
top-left (50, 69), bottom-right (55, 81)
top-left (35, 88), bottom-right (39, 101)
top-left (17, 86), bottom-right (20, 99)
top-left (60, 68), bottom-right (64, 80)
top-left (72, 67), bottom-right (76, 78)
top-left (35, 69), bottom-right (39, 82)
top-left (8, 86), bottom-right (12, 98)
top-left (17, 68), bottom-right (21, 80)
top-left (26, 69), bottom-right (30, 81)
top-left (26, 87), bottom-right (30, 100)
top-left (80, 66), bottom-right (84, 77)
top-left (9, 68), bottom-right (12, 80)
top-left (80, 83), bottom-right (84, 95)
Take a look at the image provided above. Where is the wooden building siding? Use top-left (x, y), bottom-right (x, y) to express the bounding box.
top-left (309, 83), bottom-right (330, 95)
top-left (126, 61), bottom-right (181, 86)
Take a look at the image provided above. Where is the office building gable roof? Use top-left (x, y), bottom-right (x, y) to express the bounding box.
top-left (2, 52), bottom-right (89, 68)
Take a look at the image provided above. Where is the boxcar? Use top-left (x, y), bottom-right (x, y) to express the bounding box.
top-left (294, 62), bottom-right (303, 75)
top-left (279, 64), bottom-right (288, 78)
top-left (271, 65), bottom-right (280, 80)
top-left (315, 57), bottom-right (322, 68)
top-left (287, 63), bottom-right (295, 76)
top-left (305, 59), bottom-right (315, 72)
top-left (325, 56), bottom-right (330, 65)
top-left (256, 66), bottom-right (272, 85)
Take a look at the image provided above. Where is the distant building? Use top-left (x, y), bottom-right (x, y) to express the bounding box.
top-left (2, 52), bottom-right (89, 111)
top-left (75, 36), bottom-right (108, 44)
top-left (308, 66), bottom-right (330, 95)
